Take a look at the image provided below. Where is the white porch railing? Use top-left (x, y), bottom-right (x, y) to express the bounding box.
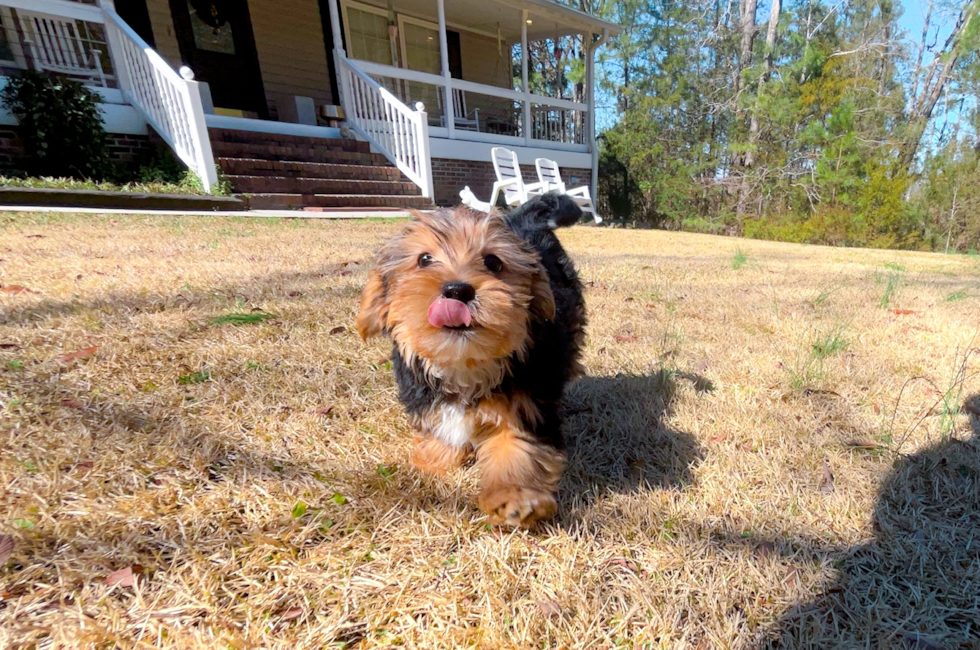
top-left (0, 0), bottom-right (218, 192)
top-left (101, 3), bottom-right (218, 192)
top-left (337, 55), bottom-right (433, 199)
top-left (349, 59), bottom-right (590, 152)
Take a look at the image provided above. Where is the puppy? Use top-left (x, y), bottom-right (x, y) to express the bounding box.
top-left (357, 193), bottom-right (586, 527)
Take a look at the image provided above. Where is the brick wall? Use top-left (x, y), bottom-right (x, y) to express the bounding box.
top-left (0, 127), bottom-right (153, 175)
top-left (432, 158), bottom-right (592, 208)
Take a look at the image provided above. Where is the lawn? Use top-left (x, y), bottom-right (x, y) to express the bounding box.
top-left (1, 212), bottom-right (978, 649)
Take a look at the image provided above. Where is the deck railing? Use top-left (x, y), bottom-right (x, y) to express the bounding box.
top-left (1, 0), bottom-right (218, 192)
top-left (349, 59), bottom-right (589, 151)
top-left (337, 54), bottom-right (433, 199)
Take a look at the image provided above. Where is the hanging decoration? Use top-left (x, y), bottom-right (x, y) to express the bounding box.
top-left (188, 0), bottom-right (230, 32)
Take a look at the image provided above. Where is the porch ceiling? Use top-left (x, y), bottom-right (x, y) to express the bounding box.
top-left (358, 0), bottom-right (620, 42)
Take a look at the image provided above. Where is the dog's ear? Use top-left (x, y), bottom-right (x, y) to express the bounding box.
top-left (357, 269), bottom-right (390, 339)
top-left (529, 264), bottom-right (555, 322)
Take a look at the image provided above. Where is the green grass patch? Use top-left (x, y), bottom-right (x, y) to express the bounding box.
top-left (178, 370), bottom-right (211, 385)
top-left (883, 262), bottom-right (906, 272)
top-left (731, 249), bottom-right (748, 270)
top-left (211, 312), bottom-right (277, 326)
top-left (812, 333), bottom-right (849, 360)
top-left (879, 272), bottom-right (902, 308)
top-left (945, 289), bottom-right (970, 302)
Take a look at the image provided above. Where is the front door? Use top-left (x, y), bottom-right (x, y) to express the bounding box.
top-left (169, 0), bottom-right (267, 118)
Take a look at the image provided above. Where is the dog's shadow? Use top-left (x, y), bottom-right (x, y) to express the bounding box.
top-left (556, 369), bottom-right (706, 519)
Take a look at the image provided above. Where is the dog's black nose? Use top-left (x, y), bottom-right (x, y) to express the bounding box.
top-left (442, 282), bottom-right (476, 303)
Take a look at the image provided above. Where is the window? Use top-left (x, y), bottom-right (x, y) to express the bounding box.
top-left (398, 17), bottom-right (439, 74)
top-left (342, 2), bottom-right (394, 66)
top-left (0, 8), bottom-right (26, 68)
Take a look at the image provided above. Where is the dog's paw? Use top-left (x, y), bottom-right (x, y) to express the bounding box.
top-left (479, 486), bottom-right (557, 528)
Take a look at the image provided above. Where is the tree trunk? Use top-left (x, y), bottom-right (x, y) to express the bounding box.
top-left (898, 1), bottom-right (979, 172)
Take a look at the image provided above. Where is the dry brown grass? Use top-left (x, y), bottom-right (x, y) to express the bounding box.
top-left (1, 212), bottom-right (979, 650)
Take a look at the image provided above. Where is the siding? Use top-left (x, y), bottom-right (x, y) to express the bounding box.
top-left (249, 0), bottom-right (334, 110)
top-left (145, 0), bottom-right (182, 67)
top-left (459, 31), bottom-right (510, 89)
top-left (141, 0), bottom-right (335, 112)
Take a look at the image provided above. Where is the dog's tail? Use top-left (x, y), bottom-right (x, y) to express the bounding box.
top-left (506, 192), bottom-right (582, 231)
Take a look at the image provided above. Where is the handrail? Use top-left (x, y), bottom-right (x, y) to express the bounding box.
top-left (337, 54), bottom-right (432, 199)
top-left (101, 5), bottom-right (217, 192)
top-left (2, 0), bottom-right (218, 192)
top-left (351, 58), bottom-right (588, 112)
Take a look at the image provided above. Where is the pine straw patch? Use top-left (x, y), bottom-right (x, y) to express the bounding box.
top-left (1, 213), bottom-right (979, 649)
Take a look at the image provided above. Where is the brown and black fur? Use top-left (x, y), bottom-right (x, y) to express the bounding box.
top-left (357, 193), bottom-right (586, 527)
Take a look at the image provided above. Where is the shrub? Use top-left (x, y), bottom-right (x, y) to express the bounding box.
top-left (0, 71), bottom-right (112, 180)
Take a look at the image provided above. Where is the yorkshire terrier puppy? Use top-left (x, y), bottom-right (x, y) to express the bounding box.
top-left (357, 194), bottom-right (586, 527)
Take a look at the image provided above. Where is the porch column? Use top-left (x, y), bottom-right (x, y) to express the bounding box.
top-left (327, 0), bottom-right (346, 108)
top-left (436, 0), bottom-right (454, 138)
top-left (586, 33), bottom-right (597, 204)
top-left (589, 28), bottom-right (609, 205)
top-left (521, 9), bottom-right (530, 146)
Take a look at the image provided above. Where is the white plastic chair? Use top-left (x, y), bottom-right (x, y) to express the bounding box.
top-left (535, 157), bottom-right (601, 223)
top-left (439, 88), bottom-right (480, 131)
top-left (490, 147), bottom-right (547, 208)
top-left (19, 11), bottom-right (107, 86)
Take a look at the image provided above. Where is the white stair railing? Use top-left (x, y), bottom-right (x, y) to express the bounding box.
top-left (100, 3), bottom-right (217, 192)
top-left (337, 55), bottom-right (433, 199)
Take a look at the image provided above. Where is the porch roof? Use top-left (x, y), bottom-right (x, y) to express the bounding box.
top-left (358, 0), bottom-right (621, 42)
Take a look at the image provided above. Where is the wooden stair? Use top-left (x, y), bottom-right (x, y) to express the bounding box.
top-left (210, 129), bottom-right (434, 210)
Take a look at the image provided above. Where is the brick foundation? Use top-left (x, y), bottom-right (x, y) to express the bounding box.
top-left (432, 158), bottom-right (592, 208)
top-left (0, 126), bottom-right (153, 175)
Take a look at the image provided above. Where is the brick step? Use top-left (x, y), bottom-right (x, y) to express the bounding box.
top-left (209, 128), bottom-right (370, 152)
top-left (211, 141), bottom-right (389, 166)
top-left (216, 158), bottom-right (402, 182)
top-left (242, 193), bottom-right (434, 210)
top-left (227, 175), bottom-right (420, 196)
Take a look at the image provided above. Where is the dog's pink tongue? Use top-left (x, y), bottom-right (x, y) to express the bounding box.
top-left (427, 298), bottom-right (472, 328)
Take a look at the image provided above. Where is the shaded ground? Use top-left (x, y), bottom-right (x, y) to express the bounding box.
top-left (0, 212), bottom-right (978, 649)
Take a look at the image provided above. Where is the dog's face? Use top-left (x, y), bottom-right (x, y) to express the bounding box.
top-left (357, 207), bottom-right (554, 377)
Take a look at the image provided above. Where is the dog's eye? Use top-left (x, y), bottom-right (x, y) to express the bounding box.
top-left (483, 254), bottom-right (503, 273)
top-left (418, 253), bottom-right (434, 268)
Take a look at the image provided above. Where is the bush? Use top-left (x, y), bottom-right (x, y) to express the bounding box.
top-left (0, 71), bottom-right (112, 180)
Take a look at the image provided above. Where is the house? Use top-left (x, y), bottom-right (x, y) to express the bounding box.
top-left (0, 0), bottom-right (619, 209)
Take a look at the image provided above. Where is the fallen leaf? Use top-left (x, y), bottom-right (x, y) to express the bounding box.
top-left (312, 407), bottom-right (333, 416)
top-left (281, 607), bottom-right (304, 621)
top-left (0, 343), bottom-right (19, 350)
top-left (872, 403), bottom-right (881, 415)
top-left (784, 566), bottom-right (800, 589)
top-left (287, 290), bottom-right (302, 297)
top-left (756, 541), bottom-right (776, 559)
top-left (820, 461), bottom-right (835, 493)
top-left (537, 600), bottom-right (561, 618)
top-left (607, 557), bottom-right (639, 574)
top-left (329, 326), bottom-right (346, 335)
top-left (104, 565), bottom-right (143, 587)
top-left (339, 270), bottom-right (353, 276)
top-left (57, 346), bottom-right (99, 363)
top-left (890, 309), bottom-right (920, 316)
top-left (1, 285), bottom-right (34, 295)
top-left (709, 433), bottom-right (729, 443)
top-left (624, 297), bottom-right (635, 302)
top-left (60, 399), bottom-right (85, 409)
top-left (25, 234), bottom-right (44, 239)
top-left (0, 535), bottom-right (14, 564)
top-left (844, 440), bottom-right (883, 451)
top-left (615, 334), bottom-right (638, 343)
